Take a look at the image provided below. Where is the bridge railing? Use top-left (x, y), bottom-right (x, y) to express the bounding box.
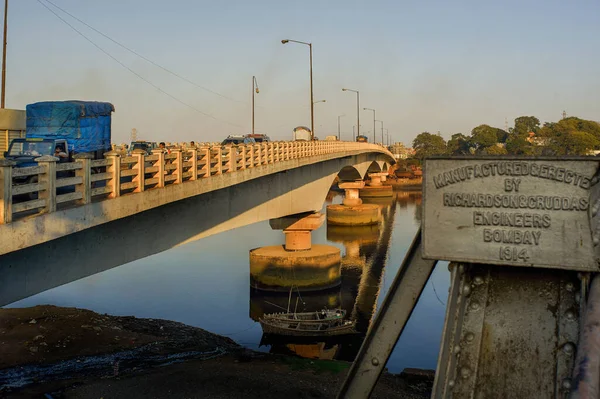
top-left (0, 140), bottom-right (388, 224)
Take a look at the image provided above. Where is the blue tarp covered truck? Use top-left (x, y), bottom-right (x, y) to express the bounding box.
top-left (4, 101), bottom-right (114, 198)
top-left (4, 100), bottom-right (114, 168)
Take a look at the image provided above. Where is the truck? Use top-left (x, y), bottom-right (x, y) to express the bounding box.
top-left (4, 101), bottom-right (115, 198)
top-left (293, 126), bottom-right (312, 141)
top-left (4, 101), bottom-right (114, 167)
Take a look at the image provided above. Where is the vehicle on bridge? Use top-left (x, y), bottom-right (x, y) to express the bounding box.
top-left (246, 133), bottom-right (270, 143)
top-left (293, 126), bottom-right (312, 141)
top-left (221, 135), bottom-right (256, 145)
top-left (129, 140), bottom-right (157, 155)
top-left (4, 101), bottom-right (115, 198)
top-left (356, 135), bottom-right (368, 143)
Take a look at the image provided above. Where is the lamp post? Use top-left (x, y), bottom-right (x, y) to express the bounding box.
top-left (342, 88), bottom-right (359, 140)
top-left (252, 76), bottom-right (259, 135)
top-left (1, 0), bottom-right (8, 108)
top-left (364, 108), bottom-right (376, 143)
top-left (281, 39), bottom-right (314, 140)
top-left (337, 114), bottom-right (345, 141)
top-left (384, 128), bottom-right (389, 146)
top-left (376, 120), bottom-right (384, 145)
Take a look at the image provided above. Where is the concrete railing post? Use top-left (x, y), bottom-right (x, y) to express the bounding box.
top-left (200, 146), bottom-right (210, 177)
top-left (0, 159), bottom-right (15, 224)
top-left (249, 144), bottom-right (255, 168)
top-left (172, 148), bottom-right (183, 184)
top-left (268, 143), bottom-right (274, 164)
top-left (104, 151), bottom-right (121, 198)
top-left (151, 149), bottom-right (165, 187)
top-left (225, 146), bottom-right (233, 173)
top-left (36, 155), bottom-right (58, 213)
top-left (189, 148), bottom-right (198, 180)
top-left (215, 147), bottom-right (222, 175)
top-left (74, 153), bottom-right (93, 205)
top-left (239, 145), bottom-right (246, 170)
top-left (131, 149), bottom-right (146, 192)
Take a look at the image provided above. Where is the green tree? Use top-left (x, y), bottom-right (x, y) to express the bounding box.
top-left (539, 118), bottom-right (600, 155)
top-left (505, 135), bottom-right (534, 155)
top-left (513, 116), bottom-right (541, 136)
top-left (470, 124), bottom-right (498, 151)
top-left (496, 128), bottom-right (509, 143)
top-left (563, 117), bottom-right (600, 141)
top-left (412, 132), bottom-right (447, 159)
top-left (447, 133), bottom-right (472, 155)
top-left (484, 145), bottom-right (508, 155)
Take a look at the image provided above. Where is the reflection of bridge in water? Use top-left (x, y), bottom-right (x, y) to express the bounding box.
top-left (249, 190), bottom-right (419, 361)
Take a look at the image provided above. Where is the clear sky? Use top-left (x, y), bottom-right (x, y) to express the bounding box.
top-left (5, 0), bottom-right (600, 145)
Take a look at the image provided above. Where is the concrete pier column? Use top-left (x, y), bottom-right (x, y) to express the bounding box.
top-left (249, 212), bottom-right (342, 292)
top-left (327, 180), bottom-right (380, 226)
top-left (275, 212), bottom-right (325, 251)
top-left (360, 172), bottom-right (393, 198)
top-left (340, 181), bottom-right (364, 207)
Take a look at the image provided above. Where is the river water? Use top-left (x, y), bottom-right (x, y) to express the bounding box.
top-left (6, 189), bottom-right (450, 373)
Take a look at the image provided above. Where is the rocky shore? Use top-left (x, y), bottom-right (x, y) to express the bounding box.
top-left (0, 305), bottom-right (433, 398)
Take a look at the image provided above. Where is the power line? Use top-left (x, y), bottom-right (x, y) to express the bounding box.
top-left (36, 0), bottom-right (243, 128)
top-left (43, 0), bottom-right (246, 105)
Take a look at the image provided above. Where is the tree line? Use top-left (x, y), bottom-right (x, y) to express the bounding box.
top-left (412, 116), bottom-right (600, 160)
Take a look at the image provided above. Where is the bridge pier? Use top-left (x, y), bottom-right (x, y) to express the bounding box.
top-left (359, 172), bottom-right (393, 198)
top-left (326, 181), bottom-right (380, 226)
top-left (249, 212), bottom-right (342, 292)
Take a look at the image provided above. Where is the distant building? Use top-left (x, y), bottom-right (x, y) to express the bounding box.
top-left (389, 142), bottom-right (414, 159)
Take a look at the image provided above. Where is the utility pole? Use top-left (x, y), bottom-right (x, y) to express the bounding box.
top-left (1, 0), bottom-right (8, 108)
top-left (562, 110), bottom-right (567, 120)
top-left (337, 114), bottom-right (345, 141)
top-left (252, 76), bottom-right (259, 135)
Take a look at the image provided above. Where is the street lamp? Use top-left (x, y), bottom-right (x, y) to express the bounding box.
top-left (342, 88), bottom-right (359, 140)
top-left (364, 108), bottom-right (376, 143)
top-left (2, 0), bottom-right (8, 108)
top-left (281, 39), bottom-right (314, 140)
top-left (376, 120), bottom-right (384, 145)
top-left (384, 128), bottom-right (390, 146)
top-left (252, 76), bottom-right (259, 135)
top-left (337, 114), bottom-right (345, 141)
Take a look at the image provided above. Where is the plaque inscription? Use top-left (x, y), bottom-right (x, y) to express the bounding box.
top-left (422, 158), bottom-right (600, 271)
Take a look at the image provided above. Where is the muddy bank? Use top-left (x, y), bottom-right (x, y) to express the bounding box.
top-left (0, 305), bottom-right (433, 398)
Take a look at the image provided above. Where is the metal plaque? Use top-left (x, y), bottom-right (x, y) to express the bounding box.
top-left (423, 157), bottom-right (600, 271)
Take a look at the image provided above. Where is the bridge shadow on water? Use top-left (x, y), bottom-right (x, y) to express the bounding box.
top-left (0, 154), bottom-right (386, 306)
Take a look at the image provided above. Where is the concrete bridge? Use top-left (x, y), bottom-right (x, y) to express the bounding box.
top-left (0, 141), bottom-right (394, 305)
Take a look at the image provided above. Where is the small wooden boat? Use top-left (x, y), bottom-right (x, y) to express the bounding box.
top-left (259, 309), bottom-right (357, 337)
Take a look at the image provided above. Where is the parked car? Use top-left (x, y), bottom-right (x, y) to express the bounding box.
top-left (221, 135), bottom-right (256, 145)
top-left (246, 134), bottom-right (270, 143)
